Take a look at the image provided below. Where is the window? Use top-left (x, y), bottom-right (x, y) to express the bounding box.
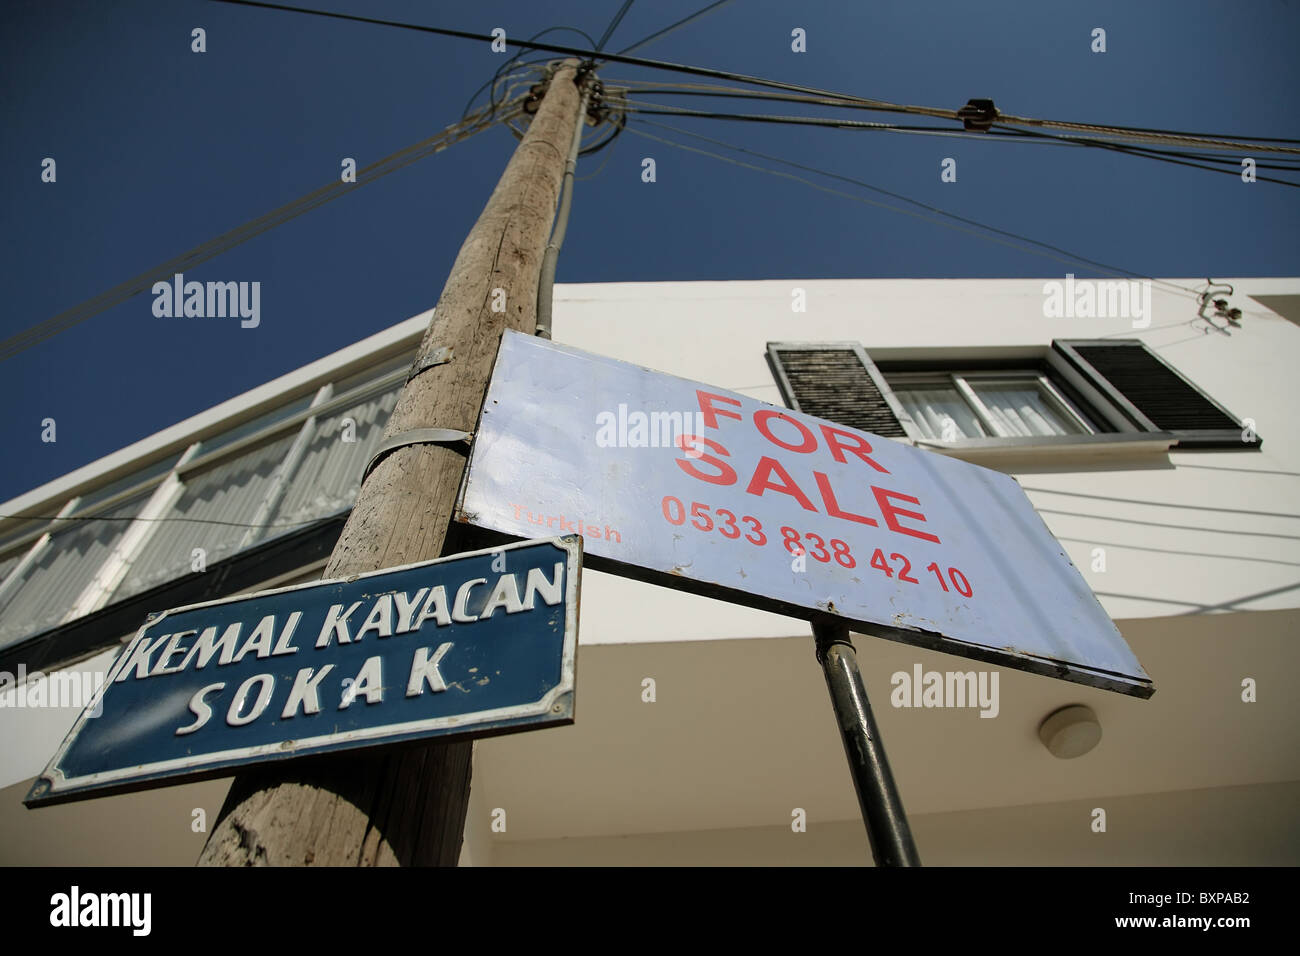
top-left (890, 371), bottom-right (1094, 440)
top-left (0, 351), bottom-right (411, 660)
top-left (263, 382), bottom-right (401, 534)
top-left (0, 492), bottom-right (149, 651)
top-left (115, 431), bottom-right (301, 599)
top-left (767, 339), bottom-right (1260, 450)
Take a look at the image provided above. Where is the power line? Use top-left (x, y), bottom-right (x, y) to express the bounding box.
top-left (0, 512), bottom-right (330, 531)
top-left (204, 0), bottom-right (910, 110)
top-left (609, 91), bottom-right (1300, 167)
top-left (596, 0), bottom-right (635, 53)
top-left (210, 1), bottom-right (1300, 155)
top-left (623, 120), bottom-right (1206, 299)
top-left (609, 97), bottom-right (1300, 187)
top-left (604, 81), bottom-right (1300, 155)
top-left (988, 123), bottom-right (1300, 187)
top-left (644, 118), bottom-right (1281, 326)
top-left (612, 0), bottom-right (735, 56)
top-left (460, 27), bottom-right (594, 119)
top-left (610, 97), bottom-right (1107, 145)
top-left (996, 111), bottom-right (1300, 151)
top-left (0, 97), bottom-right (521, 364)
top-left (610, 98), bottom-right (978, 133)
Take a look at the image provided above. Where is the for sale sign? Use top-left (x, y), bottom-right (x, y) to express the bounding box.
top-left (458, 331), bottom-right (1152, 697)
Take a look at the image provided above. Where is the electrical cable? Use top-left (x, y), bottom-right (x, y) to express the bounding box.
top-left (210, 2), bottom-right (1300, 154)
top-left (195, 2), bottom-right (1001, 123)
top-left (987, 122), bottom-right (1300, 187)
top-left (0, 512), bottom-right (330, 530)
top-left (609, 92), bottom-right (1300, 166)
top-left (0, 98), bottom-right (523, 363)
top-left (460, 26), bottom-right (597, 120)
top-left (623, 120), bottom-right (1208, 300)
top-left (596, 1), bottom-right (634, 53)
top-left (536, 84), bottom-right (591, 339)
top-left (603, 81), bottom-right (1300, 155)
top-left (575, 135), bottom-right (620, 180)
top-left (609, 97), bottom-right (1300, 186)
top-left (608, 97), bottom-right (976, 133)
top-left (611, 0), bottom-right (734, 56)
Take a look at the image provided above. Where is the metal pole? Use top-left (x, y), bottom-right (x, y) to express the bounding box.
top-left (535, 74), bottom-right (590, 340)
top-left (813, 618), bottom-right (921, 867)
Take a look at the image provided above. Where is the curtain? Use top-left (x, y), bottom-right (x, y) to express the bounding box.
top-left (970, 382), bottom-right (1082, 437)
top-left (893, 386), bottom-right (987, 440)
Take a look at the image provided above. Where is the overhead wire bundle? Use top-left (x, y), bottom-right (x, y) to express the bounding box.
top-left (0, 92), bottom-right (529, 364)
top-left (8, 0), bottom-right (1296, 362)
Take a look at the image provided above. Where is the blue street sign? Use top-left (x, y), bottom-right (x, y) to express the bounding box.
top-left (26, 536), bottom-right (580, 807)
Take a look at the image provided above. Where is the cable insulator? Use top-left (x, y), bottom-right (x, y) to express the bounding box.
top-left (957, 98), bottom-right (998, 131)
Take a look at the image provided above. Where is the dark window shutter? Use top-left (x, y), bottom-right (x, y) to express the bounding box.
top-left (766, 343), bottom-right (908, 438)
top-left (1053, 340), bottom-right (1259, 448)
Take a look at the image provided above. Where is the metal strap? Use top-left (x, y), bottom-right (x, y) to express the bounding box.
top-left (362, 428), bottom-right (472, 482)
top-left (406, 346), bottom-right (453, 383)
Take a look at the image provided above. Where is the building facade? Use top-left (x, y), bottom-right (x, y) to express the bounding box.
top-left (2, 276), bottom-right (1298, 865)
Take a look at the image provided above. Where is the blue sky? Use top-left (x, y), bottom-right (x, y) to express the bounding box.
top-left (2, 0), bottom-right (1298, 503)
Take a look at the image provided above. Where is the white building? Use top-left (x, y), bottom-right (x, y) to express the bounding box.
top-left (2, 276), bottom-right (1298, 865)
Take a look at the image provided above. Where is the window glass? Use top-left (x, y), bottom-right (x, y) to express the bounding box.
top-left (115, 431), bottom-right (299, 599)
top-left (331, 352), bottom-right (413, 397)
top-left (0, 549), bottom-right (26, 590)
top-left (71, 454), bottom-right (180, 514)
top-left (0, 515), bottom-right (50, 558)
top-left (0, 492), bottom-right (147, 651)
top-left (192, 394), bottom-right (314, 460)
top-left (261, 384), bottom-right (401, 539)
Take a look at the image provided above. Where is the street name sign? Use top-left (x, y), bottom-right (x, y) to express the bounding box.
top-left (457, 331), bottom-right (1152, 698)
top-left (26, 536), bottom-right (580, 807)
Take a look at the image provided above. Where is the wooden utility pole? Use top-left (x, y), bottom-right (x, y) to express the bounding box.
top-left (198, 60), bottom-right (587, 866)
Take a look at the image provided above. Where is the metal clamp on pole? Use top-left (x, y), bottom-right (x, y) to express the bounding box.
top-left (813, 618), bottom-right (922, 867)
top-left (405, 345), bottom-right (453, 383)
top-left (361, 428), bottom-right (472, 483)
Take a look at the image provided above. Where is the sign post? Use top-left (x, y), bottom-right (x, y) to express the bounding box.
top-left (813, 618), bottom-right (920, 866)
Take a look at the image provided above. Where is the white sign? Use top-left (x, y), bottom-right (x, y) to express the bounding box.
top-left (458, 331), bottom-right (1152, 697)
